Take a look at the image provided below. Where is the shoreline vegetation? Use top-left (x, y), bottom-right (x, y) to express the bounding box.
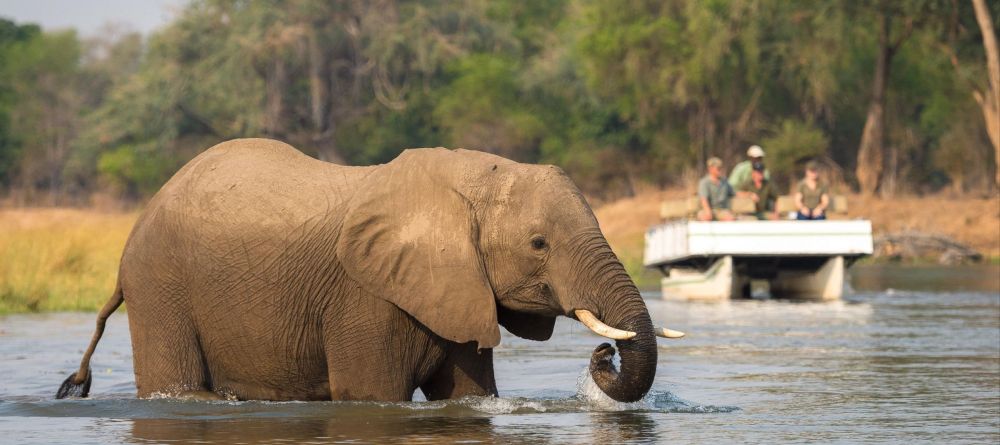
top-left (2, 191), bottom-right (998, 314)
top-left (0, 208), bottom-right (136, 313)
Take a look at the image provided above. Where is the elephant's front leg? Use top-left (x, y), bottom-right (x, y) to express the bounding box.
top-left (420, 342), bottom-right (498, 400)
top-left (323, 296), bottom-right (448, 401)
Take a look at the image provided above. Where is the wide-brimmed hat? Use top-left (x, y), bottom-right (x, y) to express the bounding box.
top-left (747, 145), bottom-right (765, 158)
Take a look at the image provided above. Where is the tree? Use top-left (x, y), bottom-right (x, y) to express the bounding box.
top-left (1, 1), bottom-right (996, 203)
top-left (855, 3), bottom-right (920, 196)
top-left (970, 0), bottom-right (999, 187)
top-left (0, 19), bottom-right (41, 187)
top-left (2, 30), bottom-right (83, 204)
top-left (930, 0), bottom-right (999, 191)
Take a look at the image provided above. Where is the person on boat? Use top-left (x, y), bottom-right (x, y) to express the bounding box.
top-left (737, 163), bottom-right (779, 220)
top-left (697, 157), bottom-right (735, 221)
top-left (795, 161), bottom-right (829, 220)
top-left (728, 145), bottom-right (769, 189)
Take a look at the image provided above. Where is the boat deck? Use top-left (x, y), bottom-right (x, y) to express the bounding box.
top-left (644, 220), bottom-right (874, 268)
top-left (643, 220), bottom-right (874, 300)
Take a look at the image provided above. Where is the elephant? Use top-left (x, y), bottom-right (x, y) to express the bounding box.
top-left (56, 138), bottom-right (683, 403)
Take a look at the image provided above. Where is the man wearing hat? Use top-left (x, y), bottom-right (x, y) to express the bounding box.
top-left (729, 145), bottom-right (770, 189)
top-left (697, 157), bottom-right (735, 221)
top-left (736, 162), bottom-right (779, 220)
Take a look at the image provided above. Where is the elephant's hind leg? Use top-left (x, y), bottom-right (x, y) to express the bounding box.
top-left (128, 304), bottom-right (214, 398)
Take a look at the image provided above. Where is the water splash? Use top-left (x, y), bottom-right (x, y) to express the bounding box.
top-left (575, 369), bottom-right (739, 413)
top-left (648, 392), bottom-right (740, 413)
top-left (465, 396), bottom-right (547, 414)
top-left (574, 369), bottom-right (647, 411)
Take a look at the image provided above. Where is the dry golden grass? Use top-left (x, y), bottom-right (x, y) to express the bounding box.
top-left (1, 193), bottom-right (996, 313)
top-left (846, 194), bottom-right (1000, 257)
top-left (0, 208), bottom-right (138, 313)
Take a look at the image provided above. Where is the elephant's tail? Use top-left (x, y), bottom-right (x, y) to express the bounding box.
top-left (56, 284), bottom-right (124, 399)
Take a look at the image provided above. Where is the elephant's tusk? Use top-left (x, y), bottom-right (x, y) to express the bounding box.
top-left (574, 309), bottom-right (636, 340)
top-left (655, 326), bottom-right (686, 339)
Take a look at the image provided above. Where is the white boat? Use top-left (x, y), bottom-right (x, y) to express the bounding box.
top-left (643, 220), bottom-right (873, 300)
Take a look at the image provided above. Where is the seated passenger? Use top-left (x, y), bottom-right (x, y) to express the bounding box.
top-left (795, 161), bottom-right (829, 220)
top-left (737, 165), bottom-right (779, 220)
top-left (697, 157), bottom-right (735, 221)
top-left (729, 144), bottom-right (769, 189)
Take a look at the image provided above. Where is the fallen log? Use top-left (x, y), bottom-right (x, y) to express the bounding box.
top-left (874, 231), bottom-right (983, 264)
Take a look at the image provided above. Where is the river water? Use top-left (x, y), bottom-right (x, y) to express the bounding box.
top-left (1, 265), bottom-right (997, 444)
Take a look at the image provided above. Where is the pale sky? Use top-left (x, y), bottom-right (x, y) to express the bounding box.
top-left (0, 0), bottom-right (186, 36)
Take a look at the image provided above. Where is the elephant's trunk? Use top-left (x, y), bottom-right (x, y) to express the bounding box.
top-left (585, 289), bottom-right (657, 403)
top-left (569, 236), bottom-right (657, 403)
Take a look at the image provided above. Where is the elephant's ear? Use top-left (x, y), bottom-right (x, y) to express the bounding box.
top-left (336, 150), bottom-right (501, 349)
top-left (497, 306), bottom-right (556, 341)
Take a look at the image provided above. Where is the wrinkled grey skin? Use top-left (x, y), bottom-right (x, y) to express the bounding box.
top-left (58, 138), bottom-right (657, 402)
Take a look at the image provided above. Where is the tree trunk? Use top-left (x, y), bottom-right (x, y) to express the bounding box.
top-left (856, 13), bottom-right (893, 196)
top-left (264, 58), bottom-right (286, 137)
top-left (971, 0), bottom-right (1000, 187)
top-left (307, 29), bottom-right (327, 133)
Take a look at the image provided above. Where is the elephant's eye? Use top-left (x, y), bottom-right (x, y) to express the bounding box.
top-left (531, 236), bottom-right (548, 251)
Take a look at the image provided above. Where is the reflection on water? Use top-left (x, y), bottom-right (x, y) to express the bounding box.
top-left (127, 410), bottom-right (662, 444)
top-left (130, 415), bottom-right (498, 444)
top-left (850, 263), bottom-right (1000, 292)
top-left (1, 267), bottom-right (998, 444)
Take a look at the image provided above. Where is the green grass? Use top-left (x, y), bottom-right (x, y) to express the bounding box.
top-left (0, 209), bottom-right (137, 314)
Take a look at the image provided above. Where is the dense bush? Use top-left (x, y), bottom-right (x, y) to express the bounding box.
top-left (0, 0), bottom-right (997, 204)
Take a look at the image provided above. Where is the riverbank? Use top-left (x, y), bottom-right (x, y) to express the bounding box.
top-left (1, 191), bottom-right (997, 313)
top-left (0, 209), bottom-right (137, 313)
top-left (594, 189), bottom-right (1000, 289)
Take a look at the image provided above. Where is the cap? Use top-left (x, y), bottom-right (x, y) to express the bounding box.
top-left (706, 157), bottom-right (723, 168)
top-left (747, 145), bottom-right (765, 158)
top-left (806, 160), bottom-right (820, 171)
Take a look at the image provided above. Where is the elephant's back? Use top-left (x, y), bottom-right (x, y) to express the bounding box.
top-left (118, 138), bottom-right (369, 298)
top-left (151, 138), bottom-right (359, 226)
top-left (122, 138), bottom-right (372, 274)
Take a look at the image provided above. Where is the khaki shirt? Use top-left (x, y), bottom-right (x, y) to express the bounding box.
top-left (797, 180), bottom-right (828, 210)
top-left (739, 179), bottom-right (778, 214)
top-left (698, 175), bottom-right (734, 210)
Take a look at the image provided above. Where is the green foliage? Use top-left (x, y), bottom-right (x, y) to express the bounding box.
top-left (0, 0), bottom-right (997, 203)
top-left (932, 106), bottom-right (994, 193)
top-left (761, 119), bottom-right (830, 184)
top-left (434, 54), bottom-right (545, 158)
top-left (336, 95), bottom-right (443, 166)
top-left (97, 144), bottom-right (175, 197)
top-left (0, 29), bottom-right (83, 197)
top-left (0, 19), bottom-right (42, 185)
